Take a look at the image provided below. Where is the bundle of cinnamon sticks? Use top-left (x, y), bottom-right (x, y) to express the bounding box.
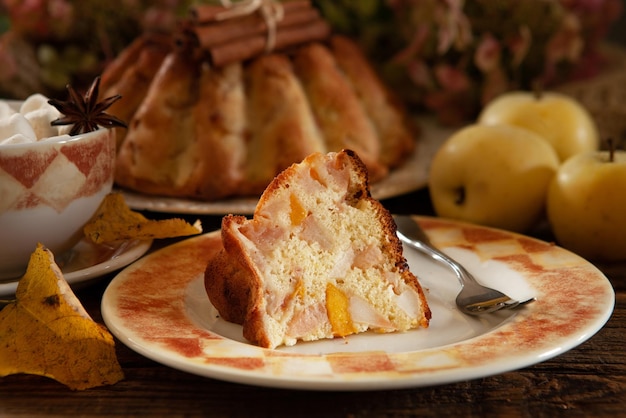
top-left (189, 0), bottom-right (331, 67)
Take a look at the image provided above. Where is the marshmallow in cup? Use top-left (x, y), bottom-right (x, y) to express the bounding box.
top-left (0, 94), bottom-right (71, 146)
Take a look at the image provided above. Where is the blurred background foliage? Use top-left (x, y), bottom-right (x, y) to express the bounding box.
top-left (0, 0), bottom-right (622, 124)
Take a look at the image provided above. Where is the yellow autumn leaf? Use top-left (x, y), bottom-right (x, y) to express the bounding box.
top-left (0, 244), bottom-right (124, 390)
top-left (84, 193), bottom-right (202, 244)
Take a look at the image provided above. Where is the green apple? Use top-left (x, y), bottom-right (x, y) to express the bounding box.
top-left (547, 148), bottom-right (626, 261)
top-left (429, 124), bottom-right (560, 233)
top-left (478, 91), bottom-right (599, 162)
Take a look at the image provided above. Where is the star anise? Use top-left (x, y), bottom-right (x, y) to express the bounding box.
top-left (48, 76), bottom-right (127, 136)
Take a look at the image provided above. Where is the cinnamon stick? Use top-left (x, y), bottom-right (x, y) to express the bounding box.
top-left (208, 19), bottom-right (331, 67)
top-left (194, 6), bottom-right (321, 49)
top-left (187, 0), bottom-right (331, 67)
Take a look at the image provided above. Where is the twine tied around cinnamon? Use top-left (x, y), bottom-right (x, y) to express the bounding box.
top-left (217, 0), bottom-right (285, 52)
top-left (189, 0), bottom-right (331, 67)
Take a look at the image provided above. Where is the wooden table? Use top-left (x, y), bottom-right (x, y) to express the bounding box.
top-left (1, 188), bottom-right (624, 417)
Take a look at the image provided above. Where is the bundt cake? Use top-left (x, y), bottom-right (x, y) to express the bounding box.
top-left (101, 27), bottom-right (417, 201)
top-left (205, 150), bottom-right (431, 349)
top-left (99, 33), bottom-right (173, 148)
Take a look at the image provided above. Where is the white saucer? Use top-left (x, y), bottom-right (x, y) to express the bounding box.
top-left (0, 238), bottom-right (152, 296)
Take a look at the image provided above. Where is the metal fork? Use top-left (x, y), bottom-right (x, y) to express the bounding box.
top-left (393, 215), bottom-right (536, 316)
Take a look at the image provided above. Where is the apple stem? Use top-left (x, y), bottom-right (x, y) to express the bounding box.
top-left (455, 187), bottom-right (466, 206)
top-left (607, 138), bottom-right (615, 162)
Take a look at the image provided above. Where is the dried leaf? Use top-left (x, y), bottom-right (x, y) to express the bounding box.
top-left (84, 193), bottom-right (202, 244)
top-left (0, 244), bottom-right (124, 390)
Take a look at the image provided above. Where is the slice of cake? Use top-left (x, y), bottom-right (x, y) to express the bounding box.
top-left (205, 150), bottom-right (431, 349)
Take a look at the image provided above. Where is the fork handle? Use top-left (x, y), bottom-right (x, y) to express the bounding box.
top-left (397, 232), bottom-right (476, 287)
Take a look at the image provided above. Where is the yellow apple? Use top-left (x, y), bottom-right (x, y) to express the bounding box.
top-left (547, 149), bottom-right (626, 261)
top-left (429, 124), bottom-right (560, 233)
top-left (478, 91), bottom-right (599, 162)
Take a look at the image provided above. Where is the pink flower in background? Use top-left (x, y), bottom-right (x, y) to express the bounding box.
top-left (371, 0), bottom-right (622, 123)
top-left (424, 64), bottom-right (475, 125)
top-left (474, 33), bottom-right (509, 105)
top-left (48, 0), bottom-right (73, 23)
top-left (3, 0), bottom-right (50, 39)
top-left (558, 0), bottom-right (623, 79)
top-left (2, 0), bottom-right (74, 40)
top-left (474, 34), bottom-right (501, 73)
top-left (406, 59), bottom-right (435, 90)
top-left (393, 25), bottom-right (431, 65)
top-left (434, 64), bottom-right (470, 93)
top-left (436, 0), bottom-right (472, 54)
top-left (548, 13), bottom-right (583, 63)
top-left (423, 88), bottom-right (475, 126)
top-left (543, 13), bottom-right (584, 84)
top-left (562, 0), bottom-right (623, 44)
top-left (139, 0), bottom-right (185, 32)
top-left (506, 26), bottom-right (531, 68)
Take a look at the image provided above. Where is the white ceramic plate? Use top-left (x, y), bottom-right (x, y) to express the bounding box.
top-left (101, 216), bottom-right (614, 391)
top-left (0, 238), bottom-right (152, 296)
top-left (118, 117), bottom-right (453, 215)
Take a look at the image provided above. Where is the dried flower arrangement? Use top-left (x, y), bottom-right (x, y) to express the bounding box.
top-left (314, 0), bottom-right (623, 125)
top-left (0, 0), bottom-right (622, 126)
